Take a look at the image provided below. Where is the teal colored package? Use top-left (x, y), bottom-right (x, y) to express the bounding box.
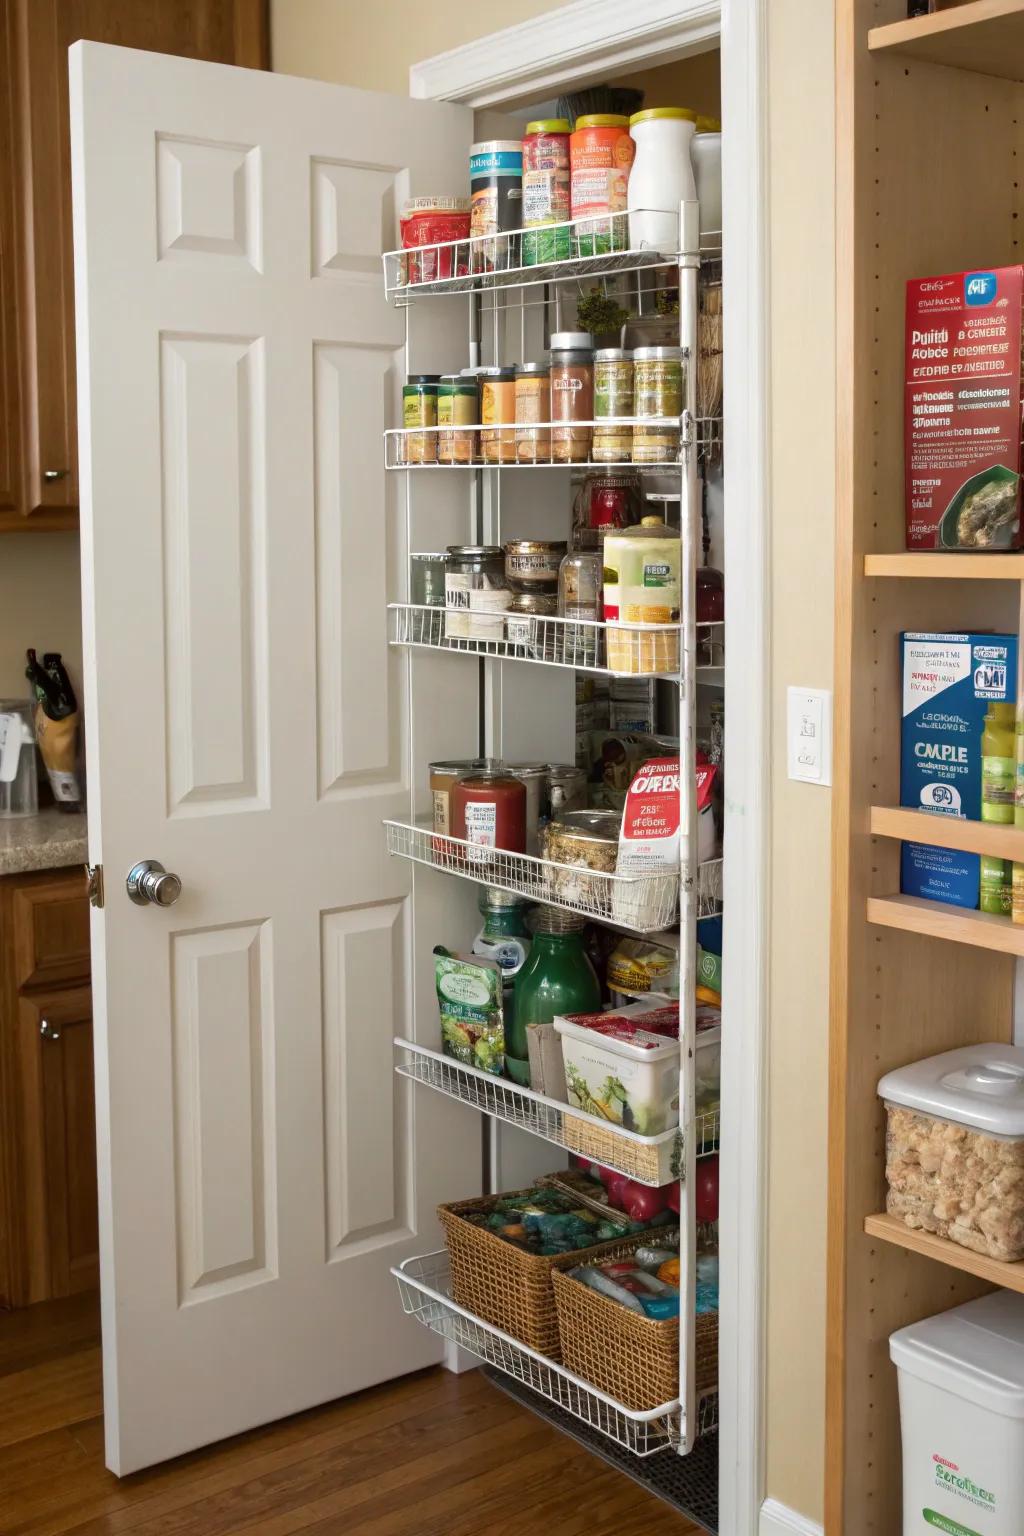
top-left (900, 631), bottom-right (1017, 908)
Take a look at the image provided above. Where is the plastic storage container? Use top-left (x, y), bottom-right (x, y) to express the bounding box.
top-left (0, 702), bottom-right (38, 818)
top-left (891, 1290), bottom-right (1024, 1536)
top-left (879, 1043), bottom-right (1024, 1262)
top-left (627, 108), bottom-right (697, 257)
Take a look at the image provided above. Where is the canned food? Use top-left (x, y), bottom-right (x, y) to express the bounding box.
top-left (438, 374), bottom-right (478, 465)
top-left (470, 141), bottom-right (522, 272)
top-left (401, 375), bottom-right (440, 464)
top-left (633, 347), bottom-right (684, 463)
top-left (504, 539), bottom-right (567, 591)
top-left (514, 363), bottom-right (551, 462)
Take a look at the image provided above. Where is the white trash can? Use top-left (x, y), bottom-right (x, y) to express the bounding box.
top-left (891, 1291), bottom-right (1024, 1535)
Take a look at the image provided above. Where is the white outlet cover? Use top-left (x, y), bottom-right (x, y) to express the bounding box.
top-left (787, 686), bottom-right (832, 786)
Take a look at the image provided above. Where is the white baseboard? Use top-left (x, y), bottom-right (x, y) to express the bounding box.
top-left (759, 1499), bottom-right (824, 1536)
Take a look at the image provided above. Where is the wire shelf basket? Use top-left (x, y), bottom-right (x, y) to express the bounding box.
top-left (394, 1038), bottom-right (720, 1187)
top-left (392, 1249), bottom-right (681, 1456)
top-left (390, 604), bottom-right (725, 681)
top-left (383, 818), bottom-right (724, 934)
top-left (383, 416), bottom-right (701, 472)
top-left (697, 1391), bottom-right (719, 1438)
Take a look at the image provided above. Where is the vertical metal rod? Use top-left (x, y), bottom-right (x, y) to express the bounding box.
top-left (676, 197), bottom-right (701, 1457)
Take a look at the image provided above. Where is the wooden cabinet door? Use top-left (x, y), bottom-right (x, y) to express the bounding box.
top-left (11, 870), bottom-right (90, 990)
top-left (19, 986), bottom-right (97, 1298)
top-left (12, 0), bottom-right (268, 518)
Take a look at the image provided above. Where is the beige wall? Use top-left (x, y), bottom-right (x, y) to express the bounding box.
top-left (0, 534), bottom-right (83, 702)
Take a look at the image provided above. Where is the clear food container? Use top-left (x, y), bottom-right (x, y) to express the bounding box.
top-left (0, 702), bottom-right (38, 819)
top-left (879, 1044), bottom-right (1024, 1262)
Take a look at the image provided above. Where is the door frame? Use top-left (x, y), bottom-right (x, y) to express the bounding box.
top-left (410, 3), bottom-right (771, 1533)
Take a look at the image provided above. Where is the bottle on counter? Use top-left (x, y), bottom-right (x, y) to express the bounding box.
top-left (511, 905), bottom-right (602, 1089)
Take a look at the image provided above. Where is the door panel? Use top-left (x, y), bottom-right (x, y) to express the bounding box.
top-left (70, 42), bottom-right (477, 1473)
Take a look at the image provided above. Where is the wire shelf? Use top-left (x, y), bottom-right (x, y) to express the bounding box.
top-left (384, 415), bottom-right (701, 472)
top-left (394, 1038), bottom-right (720, 1187)
top-left (383, 818), bottom-right (724, 934)
top-left (697, 1392), bottom-right (719, 1438)
top-left (390, 604), bottom-right (724, 681)
top-left (392, 1249), bottom-right (680, 1456)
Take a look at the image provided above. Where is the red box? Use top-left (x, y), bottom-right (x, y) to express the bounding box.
top-left (905, 266), bottom-right (1024, 550)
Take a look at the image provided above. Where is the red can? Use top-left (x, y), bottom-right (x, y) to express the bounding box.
top-left (450, 772), bottom-right (527, 864)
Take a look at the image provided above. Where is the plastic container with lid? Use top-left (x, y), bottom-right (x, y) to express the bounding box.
top-left (603, 517), bottom-right (682, 675)
top-left (879, 1043), bottom-right (1024, 1261)
top-left (891, 1291), bottom-right (1024, 1536)
top-left (470, 140), bottom-right (522, 271)
top-left (627, 108), bottom-right (697, 257)
top-left (570, 115), bottom-right (635, 256)
top-left (691, 125), bottom-right (722, 240)
top-left (542, 808), bottom-right (620, 908)
top-left (550, 330), bottom-right (594, 464)
top-left (522, 119), bottom-right (571, 266)
top-left (399, 197), bottom-right (471, 285)
top-left (450, 770), bottom-right (527, 865)
top-left (0, 703), bottom-right (38, 819)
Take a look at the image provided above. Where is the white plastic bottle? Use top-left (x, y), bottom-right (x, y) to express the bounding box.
top-left (691, 119), bottom-right (722, 240)
top-left (627, 108), bottom-right (697, 256)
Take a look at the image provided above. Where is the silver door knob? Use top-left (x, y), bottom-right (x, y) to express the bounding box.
top-left (39, 1019), bottom-right (61, 1042)
top-left (126, 860), bottom-right (182, 907)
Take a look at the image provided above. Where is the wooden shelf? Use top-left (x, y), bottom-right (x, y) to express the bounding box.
top-left (864, 552), bottom-right (1024, 579)
top-left (870, 804), bottom-right (1024, 859)
top-left (869, 1), bottom-right (1024, 82)
top-left (867, 892), bottom-right (1024, 954)
top-left (865, 1212), bottom-right (1024, 1294)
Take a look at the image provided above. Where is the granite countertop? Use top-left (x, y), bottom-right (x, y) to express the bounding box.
top-left (0, 807), bottom-right (89, 876)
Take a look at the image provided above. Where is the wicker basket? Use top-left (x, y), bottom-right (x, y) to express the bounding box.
top-left (552, 1240), bottom-right (718, 1412)
top-left (438, 1187), bottom-right (638, 1359)
top-left (562, 1113), bottom-right (679, 1186)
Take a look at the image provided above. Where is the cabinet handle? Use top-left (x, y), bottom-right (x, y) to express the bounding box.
top-left (42, 469), bottom-right (69, 482)
top-left (39, 1019), bottom-right (61, 1042)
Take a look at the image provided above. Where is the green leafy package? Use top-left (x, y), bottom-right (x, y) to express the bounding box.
top-left (434, 947), bottom-right (505, 1077)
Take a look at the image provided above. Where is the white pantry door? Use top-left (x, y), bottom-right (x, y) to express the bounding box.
top-left (69, 41), bottom-right (479, 1474)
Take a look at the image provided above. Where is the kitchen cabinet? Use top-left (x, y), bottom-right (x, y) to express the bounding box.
top-left (0, 867), bottom-right (95, 1306)
top-left (0, 0), bottom-right (268, 532)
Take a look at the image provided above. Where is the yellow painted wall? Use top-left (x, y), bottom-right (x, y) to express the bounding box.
top-left (0, 535), bottom-right (83, 700)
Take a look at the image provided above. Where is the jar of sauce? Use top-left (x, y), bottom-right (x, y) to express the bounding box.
top-left (480, 367), bottom-right (517, 464)
top-left (450, 771), bottom-right (527, 864)
top-left (549, 330), bottom-right (594, 464)
top-left (514, 362), bottom-right (551, 462)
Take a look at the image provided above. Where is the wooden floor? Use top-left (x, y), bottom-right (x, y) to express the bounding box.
top-left (0, 1294), bottom-right (700, 1535)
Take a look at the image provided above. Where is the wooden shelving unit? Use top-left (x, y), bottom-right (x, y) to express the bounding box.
top-left (870, 803), bottom-right (1024, 859)
top-left (868, 0), bottom-right (1024, 81)
top-left (865, 1212), bottom-right (1024, 1296)
top-left (865, 551), bottom-right (1024, 579)
top-left (867, 892), bottom-right (1024, 954)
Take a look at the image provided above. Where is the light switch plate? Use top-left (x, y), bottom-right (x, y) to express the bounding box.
top-left (787, 687), bottom-right (833, 786)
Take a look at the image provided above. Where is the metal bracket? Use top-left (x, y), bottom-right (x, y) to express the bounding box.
top-left (85, 863), bottom-right (104, 908)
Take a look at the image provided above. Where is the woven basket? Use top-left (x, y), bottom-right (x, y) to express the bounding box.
top-left (552, 1240), bottom-right (718, 1412)
top-left (562, 1113), bottom-right (677, 1186)
top-left (438, 1187), bottom-right (637, 1359)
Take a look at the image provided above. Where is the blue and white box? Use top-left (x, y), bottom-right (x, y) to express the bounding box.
top-left (900, 631), bottom-right (1017, 908)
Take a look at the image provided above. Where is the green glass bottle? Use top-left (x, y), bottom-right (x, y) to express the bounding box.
top-left (510, 906), bottom-right (601, 1088)
top-left (472, 887), bottom-right (531, 1048)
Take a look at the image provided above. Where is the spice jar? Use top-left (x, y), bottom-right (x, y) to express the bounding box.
top-left (506, 590), bottom-right (558, 658)
top-left (445, 545), bottom-right (506, 640)
top-left (438, 374), bottom-right (478, 465)
top-left (633, 347), bottom-right (684, 464)
top-left (480, 367), bottom-right (517, 464)
top-left (542, 809), bottom-right (621, 910)
top-left (450, 771), bottom-right (527, 864)
top-left (593, 348), bottom-right (634, 463)
top-left (558, 549), bottom-right (603, 668)
top-left (522, 119), bottom-right (572, 267)
top-left (515, 362), bottom-right (551, 462)
top-left (410, 552), bottom-right (447, 607)
top-left (547, 764), bottom-right (587, 818)
top-left (504, 539), bottom-right (566, 592)
top-left (508, 763), bottom-right (549, 854)
top-left (429, 758), bottom-right (488, 835)
top-left (401, 375), bottom-right (440, 464)
top-left (549, 330), bottom-right (594, 464)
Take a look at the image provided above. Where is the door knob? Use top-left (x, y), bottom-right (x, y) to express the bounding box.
top-left (39, 1019), bottom-right (61, 1042)
top-left (126, 860), bottom-right (182, 907)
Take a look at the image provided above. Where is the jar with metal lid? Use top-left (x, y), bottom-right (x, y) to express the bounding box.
top-left (573, 471), bottom-right (642, 549)
top-left (508, 763), bottom-right (549, 854)
top-left (401, 375), bottom-right (441, 464)
top-left (506, 590), bottom-right (558, 660)
top-left (504, 539), bottom-right (566, 592)
top-left (480, 367), bottom-right (517, 463)
top-left (438, 374), bottom-right (479, 465)
top-left (633, 347), bottom-right (684, 464)
top-left (546, 764), bottom-right (587, 818)
top-left (445, 545), bottom-right (506, 640)
top-left (549, 330), bottom-right (594, 464)
top-left (410, 552), bottom-right (448, 609)
top-left (593, 348), bottom-right (634, 463)
top-left (429, 757), bottom-right (490, 836)
top-left (450, 770), bottom-right (527, 865)
top-left (542, 808), bottom-right (621, 910)
top-left (558, 549), bottom-right (603, 667)
top-left (514, 363), bottom-right (551, 462)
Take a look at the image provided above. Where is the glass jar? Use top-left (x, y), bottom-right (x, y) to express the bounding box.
top-left (401, 375), bottom-right (440, 464)
top-left (593, 348), bottom-right (634, 463)
top-left (546, 764), bottom-right (587, 819)
top-left (445, 545), bottom-right (506, 641)
top-left (573, 471), bottom-right (641, 549)
top-left (480, 367), bottom-right (517, 464)
top-left (549, 330), bottom-right (594, 463)
top-left (438, 374), bottom-right (479, 465)
top-left (514, 362), bottom-right (551, 462)
top-left (429, 757), bottom-right (488, 835)
top-left (508, 763), bottom-right (549, 854)
top-left (450, 771), bottom-right (527, 865)
top-left (558, 550), bottom-right (603, 668)
top-left (410, 552), bottom-right (447, 608)
top-left (541, 808), bottom-right (621, 911)
top-left (506, 590), bottom-right (558, 659)
top-left (633, 347), bottom-right (684, 464)
top-left (504, 539), bottom-right (566, 592)
top-left (510, 905), bottom-right (602, 1087)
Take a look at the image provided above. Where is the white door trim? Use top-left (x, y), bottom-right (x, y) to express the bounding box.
top-left (410, 3), bottom-right (772, 1533)
top-left (409, 0), bottom-right (721, 108)
top-left (760, 1498), bottom-right (824, 1536)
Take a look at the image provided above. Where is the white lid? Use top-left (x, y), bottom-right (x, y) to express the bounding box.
top-left (891, 1291), bottom-right (1024, 1418)
top-left (878, 1043), bottom-right (1024, 1139)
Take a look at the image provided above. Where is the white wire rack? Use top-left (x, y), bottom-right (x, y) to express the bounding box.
top-left (392, 1248), bottom-right (681, 1456)
top-left (384, 416), bottom-right (698, 472)
top-left (383, 818), bottom-right (724, 934)
top-left (697, 1392), bottom-right (718, 1437)
top-left (394, 1038), bottom-right (720, 1187)
top-left (390, 604), bottom-right (725, 681)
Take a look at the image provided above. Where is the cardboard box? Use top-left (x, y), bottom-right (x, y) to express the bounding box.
top-left (905, 266), bottom-right (1024, 549)
top-left (900, 631), bottom-right (1017, 907)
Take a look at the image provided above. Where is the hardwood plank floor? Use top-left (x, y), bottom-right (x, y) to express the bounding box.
top-left (0, 1296), bottom-right (699, 1536)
